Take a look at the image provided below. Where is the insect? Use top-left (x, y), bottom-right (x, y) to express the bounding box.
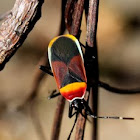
top-left (40, 34), bottom-right (134, 139)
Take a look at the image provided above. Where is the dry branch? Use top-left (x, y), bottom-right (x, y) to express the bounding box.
top-left (51, 96), bottom-right (66, 140)
top-left (65, 0), bottom-right (85, 37)
top-left (27, 54), bottom-right (48, 103)
top-left (86, 0), bottom-right (99, 47)
top-left (75, 115), bottom-right (86, 140)
top-left (75, 91), bottom-right (89, 140)
top-left (0, 0), bottom-right (44, 70)
top-left (85, 0), bottom-right (100, 140)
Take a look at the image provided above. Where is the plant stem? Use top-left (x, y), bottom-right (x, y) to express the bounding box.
top-left (85, 0), bottom-right (100, 139)
top-left (51, 96), bottom-right (66, 140)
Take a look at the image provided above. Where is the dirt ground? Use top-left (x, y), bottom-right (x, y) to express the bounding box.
top-left (0, 0), bottom-right (140, 140)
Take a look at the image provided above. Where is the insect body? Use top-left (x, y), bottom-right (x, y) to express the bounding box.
top-left (40, 34), bottom-right (134, 139)
top-left (48, 35), bottom-right (87, 102)
top-left (40, 34), bottom-right (134, 120)
top-left (47, 35), bottom-right (96, 121)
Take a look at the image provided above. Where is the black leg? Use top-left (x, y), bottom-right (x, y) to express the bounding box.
top-left (82, 99), bottom-right (94, 116)
top-left (80, 42), bottom-right (86, 48)
top-left (68, 103), bottom-right (77, 118)
top-left (67, 113), bottom-right (79, 140)
top-left (39, 65), bottom-right (53, 76)
top-left (48, 90), bottom-right (61, 99)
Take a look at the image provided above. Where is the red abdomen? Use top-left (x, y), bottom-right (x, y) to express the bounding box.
top-left (60, 82), bottom-right (87, 101)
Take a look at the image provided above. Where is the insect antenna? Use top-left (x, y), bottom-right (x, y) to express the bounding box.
top-left (82, 99), bottom-right (134, 120)
top-left (67, 113), bottom-right (79, 140)
top-left (90, 115), bottom-right (134, 120)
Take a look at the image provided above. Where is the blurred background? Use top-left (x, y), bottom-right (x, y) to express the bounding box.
top-left (0, 0), bottom-right (140, 140)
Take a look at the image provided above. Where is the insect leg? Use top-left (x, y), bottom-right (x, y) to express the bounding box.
top-left (48, 90), bottom-right (61, 99)
top-left (39, 65), bottom-right (53, 76)
top-left (67, 113), bottom-right (78, 140)
top-left (69, 102), bottom-right (87, 119)
top-left (39, 67), bottom-right (59, 99)
top-left (82, 99), bottom-right (94, 116)
top-left (68, 103), bottom-right (77, 118)
top-left (79, 42), bottom-right (86, 48)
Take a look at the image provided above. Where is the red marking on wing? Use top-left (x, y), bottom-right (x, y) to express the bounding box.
top-left (51, 61), bottom-right (67, 89)
top-left (61, 86), bottom-right (86, 101)
top-left (68, 55), bottom-right (87, 82)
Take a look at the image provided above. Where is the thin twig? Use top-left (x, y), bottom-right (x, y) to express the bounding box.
top-left (0, 0), bottom-right (44, 70)
top-left (65, 0), bottom-right (85, 38)
top-left (59, 0), bottom-right (67, 35)
top-left (65, 0), bottom-right (76, 33)
top-left (99, 81), bottom-right (140, 94)
top-left (84, 0), bottom-right (89, 21)
top-left (86, 0), bottom-right (99, 48)
top-left (51, 96), bottom-right (66, 140)
top-left (85, 0), bottom-right (100, 140)
top-left (75, 91), bottom-right (89, 140)
top-left (27, 54), bottom-right (49, 103)
top-left (75, 114), bottom-right (86, 140)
